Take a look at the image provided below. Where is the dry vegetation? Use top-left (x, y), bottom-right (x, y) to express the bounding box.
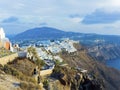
top-left (0, 47), bottom-right (14, 58)
top-left (8, 57), bottom-right (36, 76)
top-left (60, 43), bottom-right (120, 90)
top-left (20, 81), bottom-right (42, 90)
top-left (0, 57), bottom-right (42, 90)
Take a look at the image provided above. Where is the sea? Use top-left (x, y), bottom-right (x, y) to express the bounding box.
top-left (106, 59), bottom-right (120, 70)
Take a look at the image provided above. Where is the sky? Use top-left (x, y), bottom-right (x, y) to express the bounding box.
top-left (0, 0), bottom-right (120, 35)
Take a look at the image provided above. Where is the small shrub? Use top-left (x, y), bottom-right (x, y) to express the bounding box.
top-left (20, 81), bottom-right (41, 90)
top-left (0, 64), bottom-right (3, 70)
top-left (20, 81), bottom-right (28, 90)
top-left (53, 66), bottom-right (61, 73)
top-left (3, 65), bottom-right (21, 77)
top-left (43, 79), bottom-right (49, 89)
top-left (28, 77), bottom-right (36, 84)
top-left (3, 65), bottom-right (36, 83)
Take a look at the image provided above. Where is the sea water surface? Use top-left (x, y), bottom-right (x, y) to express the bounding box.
top-left (106, 59), bottom-right (120, 70)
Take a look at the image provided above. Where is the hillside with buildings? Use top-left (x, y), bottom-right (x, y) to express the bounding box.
top-left (13, 27), bottom-right (120, 45)
top-left (12, 27), bottom-right (120, 62)
top-left (0, 27), bottom-right (120, 90)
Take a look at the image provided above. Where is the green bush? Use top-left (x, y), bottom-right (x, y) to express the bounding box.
top-left (53, 66), bottom-right (61, 73)
top-left (43, 80), bottom-right (49, 86)
top-left (43, 79), bottom-right (49, 89)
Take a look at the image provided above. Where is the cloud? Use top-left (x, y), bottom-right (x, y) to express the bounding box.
top-left (81, 10), bottom-right (120, 24)
top-left (69, 14), bottom-right (81, 18)
top-left (70, 17), bottom-right (83, 23)
top-left (1, 0), bottom-right (120, 35)
top-left (39, 22), bottom-right (48, 26)
top-left (2, 16), bottom-right (19, 23)
top-left (69, 14), bottom-right (83, 23)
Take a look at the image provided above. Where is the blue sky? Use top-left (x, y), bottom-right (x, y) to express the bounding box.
top-left (0, 0), bottom-right (120, 35)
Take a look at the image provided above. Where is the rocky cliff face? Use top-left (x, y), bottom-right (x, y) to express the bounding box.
top-left (48, 79), bottom-right (70, 90)
top-left (87, 44), bottom-right (120, 61)
top-left (59, 43), bottom-right (120, 90)
top-left (49, 65), bottom-right (103, 90)
top-left (1, 43), bottom-right (120, 90)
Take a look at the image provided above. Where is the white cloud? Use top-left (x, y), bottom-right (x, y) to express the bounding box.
top-left (70, 18), bottom-right (83, 23)
top-left (0, 0), bottom-right (120, 34)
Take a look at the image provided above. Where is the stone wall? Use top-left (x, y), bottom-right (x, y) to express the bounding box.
top-left (18, 51), bottom-right (27, 58)
top-left (40, 69), bottom-right (53, 76)
top-left (0, 53), bottom-right (18, 65)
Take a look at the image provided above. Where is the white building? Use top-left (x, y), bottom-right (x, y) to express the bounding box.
top-left (0, 28), bottom-right (5, 40)
top-left (0, 28), bottom-right (12, 50)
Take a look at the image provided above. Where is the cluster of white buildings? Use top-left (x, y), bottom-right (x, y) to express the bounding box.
top-left (26, 39), bottom-right (78, 70)
top-left (0, 27), bottom-right (79, 71)
top-left (36, 47), bottom-right (63, 62)
top-left (39, 39), bottom-right (78, 54)
top-left (35, 39), bottom-right (78, 61)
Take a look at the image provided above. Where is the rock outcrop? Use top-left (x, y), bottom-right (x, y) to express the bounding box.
top-left (59, 43), bottom-right (120, 90)
top-left (50, 65), bottom-right (103, 90)
top-left (88, 44), bottom-right (120, 61)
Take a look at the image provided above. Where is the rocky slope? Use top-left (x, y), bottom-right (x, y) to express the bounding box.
top-left (87, 44), bottom-right (120, 61)
top-left (0, 72), bottom-right (21, 90)
top-left (59, 44), bottom-right (120, 90)
top-left (0, 43), bottom-right (120, 90)
top-left (0, 58), bottom-right (42, 90)
top-left (50, 65), bottom-right (103, 90)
